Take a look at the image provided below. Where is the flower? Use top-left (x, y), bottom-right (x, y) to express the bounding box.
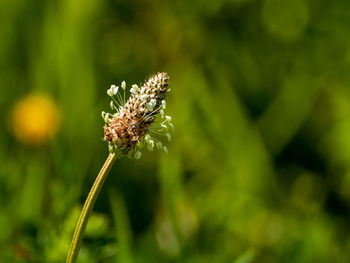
top-left (103, 72), bottom-right (173, 158)
top-left (10, 93), bottom-right (60, 145)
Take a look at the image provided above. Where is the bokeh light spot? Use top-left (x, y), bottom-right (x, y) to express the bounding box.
top-left (10, 93), bottom-right (60, 145)
top-left (262, 0), bottom-right (309, 41)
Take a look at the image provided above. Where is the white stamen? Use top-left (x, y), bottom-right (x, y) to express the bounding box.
top-left (156, 141), bottom-right (163, 150)
top-left (107, 88), bottom-right (114, 97)
top-left (104, 115), bottom-right (109, 124)
top-left (132, 84), bottom-right (139, 92)
top-left (150, 99), bottom-right (156, 106)
top-left (147, 140), bottom-right (154, 151)
top-left (160, 109), bottom-right (164, 118)
top-left (134, 151), bottom-right (141, 159)
top-left (112, 85), bottom-right (119, 95)
top-left (121, 81), bottom-right (126, 90)
top-left (146, 102), bottom-right (154, 111)
top-left (141, 94), bottom-right (148, 101)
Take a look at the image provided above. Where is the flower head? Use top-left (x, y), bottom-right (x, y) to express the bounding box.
top-left (103, 72), bottom-right (173, 158)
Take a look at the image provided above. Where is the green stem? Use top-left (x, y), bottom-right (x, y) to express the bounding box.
top-left (66, 153), bottom-right (117, 263)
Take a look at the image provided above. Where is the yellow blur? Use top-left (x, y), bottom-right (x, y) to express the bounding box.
top-left (11, 94), bottom-right (60, 145)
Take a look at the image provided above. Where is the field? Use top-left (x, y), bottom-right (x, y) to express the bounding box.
top-left (1, 0), bottom-right (350, 262)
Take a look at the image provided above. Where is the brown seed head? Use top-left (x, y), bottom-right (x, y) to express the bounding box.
top-left (104, 72), bottom-right (169, 153)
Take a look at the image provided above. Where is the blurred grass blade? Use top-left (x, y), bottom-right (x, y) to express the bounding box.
top-left (109, 189), bottom-right (133, 263)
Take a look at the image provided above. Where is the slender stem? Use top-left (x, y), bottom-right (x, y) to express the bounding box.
top-left (66, 153), bottom-right (117, 263)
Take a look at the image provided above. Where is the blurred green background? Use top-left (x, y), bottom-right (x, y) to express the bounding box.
top-left (1, 0), bottom-right (350, 262)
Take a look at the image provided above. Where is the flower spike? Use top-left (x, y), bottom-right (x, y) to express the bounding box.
top-left (103, 72), bottom-right (172, 158)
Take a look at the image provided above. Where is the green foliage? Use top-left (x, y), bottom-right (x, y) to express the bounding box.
top-left (1, 0), bottom-right (350, 262)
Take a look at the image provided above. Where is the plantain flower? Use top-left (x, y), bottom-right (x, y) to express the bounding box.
top-left (103, 72), bottom-right (173, 159)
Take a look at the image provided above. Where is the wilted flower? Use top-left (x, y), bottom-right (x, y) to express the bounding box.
top-left (103, 72), bottom-right (173, 159)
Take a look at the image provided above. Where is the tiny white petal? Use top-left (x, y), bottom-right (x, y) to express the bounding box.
top-left (165, 116), bottom-right (172, 122)
top-left (160, 109), bottom-right (164, 118)
top-left (107, 88), bottom-right (113, 97)
top-left (104, 115), bottom-right (109, 123)
top-left (156, 141), bottom-right (163, 150)
top-left (132, 84), bottom-right (139, 91)
top-left (147, 140), bottom-right (154, 151)
top-left (134, 151), bottom-right (142, 159)
top-left (161, 123), bottom-right (168, 131)
top-left (146, 102), bottom-right (154, 111)
top-left (150, 99), bottom-right (156, 106)
top-left (113, 86), bottom-right (119, 95)
top-left (162, 100), bottom-right (166, 109)
top-left (130, 88), bottom-right (137, 94)
top-left (141, 94), bottom-right (148, 101)
top-left (110, 101), bottom-right (114, 110)
top-left (121, 81), bottom-right (126, 90)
